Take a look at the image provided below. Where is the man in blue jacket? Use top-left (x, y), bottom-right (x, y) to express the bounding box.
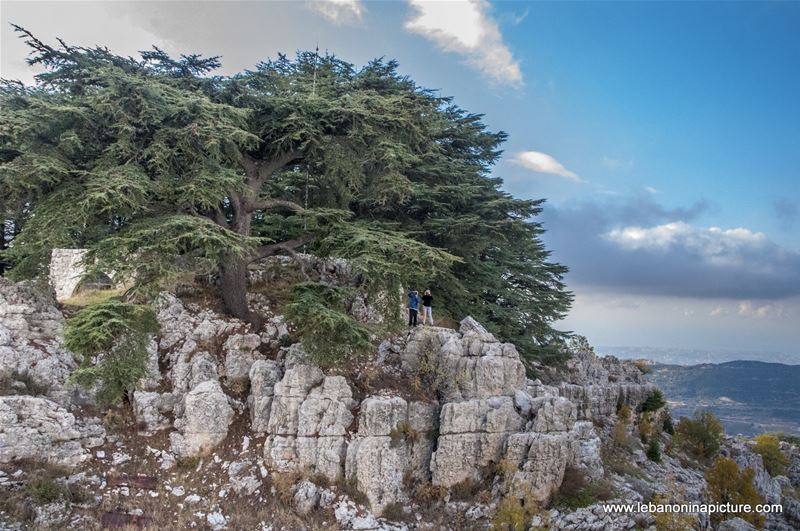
top-left (408, 290), bottom-right (420, 327)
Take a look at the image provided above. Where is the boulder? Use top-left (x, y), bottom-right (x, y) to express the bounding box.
top-left (0, 396), bottom-right (104, 467)
top-left (170, 380), bottom-right (234, 458)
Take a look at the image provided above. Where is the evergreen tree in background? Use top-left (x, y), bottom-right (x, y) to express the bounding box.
top-left (0, 27), bottom-right (572, 363)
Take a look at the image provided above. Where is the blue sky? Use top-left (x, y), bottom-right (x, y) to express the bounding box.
top-left (2, 1), bottom-right (798, 357)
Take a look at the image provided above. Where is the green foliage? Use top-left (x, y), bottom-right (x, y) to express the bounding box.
top-left (283, 282), bottom-right (372, 366)
top-left (705, 457), bottom-right (765, 528)
top-left (663, 414), bottom-right (675, 435)
top-left (27, 479), bottom-right (68, 504)
top-left (3, 29), bottom-right (573, 365)
top-left (674, 410), bottom-right (724, 461)
top-left (65, 299), bottom-right (158, 405)
top-left (647, 438), bottom-right (662, 463)
top-left (752, 434), bottom-right (788, 477)
top-left (641, 390), bottom-right (666, 412)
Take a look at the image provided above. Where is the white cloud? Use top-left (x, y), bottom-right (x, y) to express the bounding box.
top-left (510, 151), bottom-right (583, 183)
top-left (405, 0), bottom-right (522, 87)
top-left (737, 301), bottom-right (786, 319)
top-left (307, 0), bottom-right (364, 25)
top-left (605, 221), bottom-right (770, 267)
top-left (644, 186), bottom-right (658, 194)
top-left (709, 306), bottom-right (728, 317)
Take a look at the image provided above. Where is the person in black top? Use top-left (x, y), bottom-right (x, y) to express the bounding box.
top-left (421, 289), bottom-right (433, 325)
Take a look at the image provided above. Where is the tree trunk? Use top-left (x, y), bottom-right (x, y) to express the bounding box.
top-left (219, 254), bottom-right (261, 330)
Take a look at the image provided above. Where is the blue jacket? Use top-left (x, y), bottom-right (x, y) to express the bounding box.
top-left (408, 292), bottom-right (419, 310)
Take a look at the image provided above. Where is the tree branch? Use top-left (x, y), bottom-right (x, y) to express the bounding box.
top-left (252, 235), bottom-right (315, 262)
top-left (250, 199), bottom-right (304, 213)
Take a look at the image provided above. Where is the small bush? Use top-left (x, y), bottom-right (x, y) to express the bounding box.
top-left (389, 420), bottom-right (418, 447)
top-left (752, 434), bottom-right (788, 477)
top-left (641, 390), bottom-right (666, 412)
top-left (617, 403), bottom-right (632, 422)
top-left (633, 359), bottom-right (652, 374)
top-left (272, 471), bottom-right (303, 506)
top-left (647, 438), bottom-right (662, 463)
top-left (674, 410), bottom-right (724, 461)
top-left (551, 466), bottom-right (615, 509)
top-left (705, 457), bottom-right (765, 528)
top-left (335, 475), bottom-right (369, 506)
top-left (412, 483), bottom-right (447, 507)
top-left (663, 414), bottom-right (675, 435)
top-left (27, 478), bottom-right (68, 504)
top-left (449, 477), bottom-right (483, 502)
top-left (381, 501), bottom-right (409, 522)
top-left (492, 491), bottom-right (542, 530)
top-left (639, 412), bottom-right (655, 444)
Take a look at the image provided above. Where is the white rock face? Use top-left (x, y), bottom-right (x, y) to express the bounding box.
top-left (48, 248), bottom-right (87, 302)
top-left (248, 359), bottom-right (283, 433)
top-left (222, 333), bottom-right (263, 385)
top-left (132, 391), bottom-right (174, 434)
top-left (345, 396), bottom-right (438, 512)
top-left (170, 380), bottom-right (235, 458)
top-left (0, 278), bottom-right (78, 404)
top-left (263, 365), bottom-right (355, 481)
top-left (0, 396), bottom-right (104, 467)
top-left (431, 396), bottom-right (525, 486)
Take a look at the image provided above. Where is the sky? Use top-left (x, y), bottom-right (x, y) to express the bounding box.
top-left (2, 1), bottom-right (799, 358)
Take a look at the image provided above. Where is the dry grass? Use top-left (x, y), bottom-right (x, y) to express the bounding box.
top-left (61, 287), bottom-right (126, 307)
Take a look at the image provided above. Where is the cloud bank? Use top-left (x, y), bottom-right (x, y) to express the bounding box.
top-left (541, 195), bottom-right (800, 300)
top-left (404, 0), bottom-right (522, 87)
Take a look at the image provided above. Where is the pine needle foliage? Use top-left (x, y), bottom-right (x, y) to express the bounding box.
top-left (2, 28), bottom-right (573, 365)
top-left (64, 299), bottom-right (158, 404)
top-left (283, 282), bottom-right (372, 367)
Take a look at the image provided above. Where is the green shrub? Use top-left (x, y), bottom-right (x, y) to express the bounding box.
top-left (647, 438), bottom-right (662, 463)
top-left (674, 410), bottom-right (724, 461)
top-left (27, 479), bottom-right (68, 504)
top-left (641, 390), bottom-right (666, 412)
top-left (284, 282), bottom-right (372, 366)
top-left (663, 414), bottom-right (675, 435)
top-left (65, 299), bottom-right (158, 405)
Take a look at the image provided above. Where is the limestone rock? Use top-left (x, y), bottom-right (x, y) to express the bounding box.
top-left (132, 391), bottom-right (174, 434)
top-left (263, 365), bottom-right (354, 481)
top-left (0, 278), bottom-right (79, 404)
top-left (248, 359), bottom-right (282, 433)
top-left (0, 396), bottom-right (104, 467)
top-left (49, 248), bottom-right (87, 302)
top-left (431, 397), bottom-right (524, 486)
top-left (505, 432), bottom-right (574, 504)
top-left (170, 380), bottom-right (234, 458)
top-left (222, 333), bottom-right (262, 385)
top-left (345, 396), bottom-right (438, 512)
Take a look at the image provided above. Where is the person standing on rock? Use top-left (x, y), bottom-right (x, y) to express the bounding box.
top-left (421, 289), bottom-right (434, 326)
top-left (408, 290), bottom-right (420, 327)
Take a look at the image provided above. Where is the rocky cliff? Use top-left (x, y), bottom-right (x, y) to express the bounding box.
top-left (1, 273), bottom-right (799, 530)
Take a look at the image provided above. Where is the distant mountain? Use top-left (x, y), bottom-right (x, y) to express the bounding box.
top-left (598, 345), bottom-right (799, 366)
top-left (646, 360), bottom-right (800, 436)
